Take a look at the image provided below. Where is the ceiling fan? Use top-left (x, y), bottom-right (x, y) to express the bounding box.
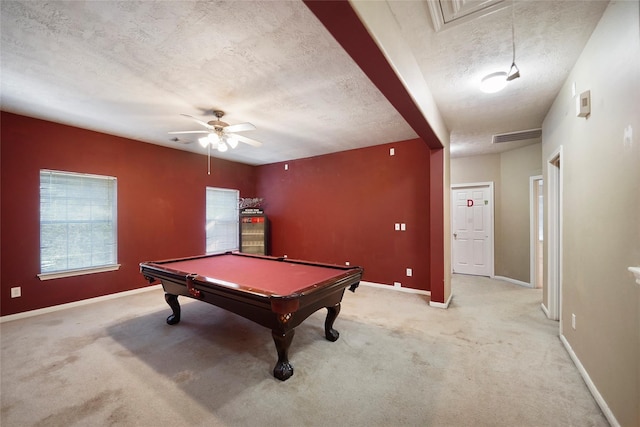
top-left (169, 110), bottom-right (262, 152)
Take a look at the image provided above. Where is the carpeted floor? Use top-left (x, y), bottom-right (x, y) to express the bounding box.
top-left (1, 274), bottom-right (608, 426)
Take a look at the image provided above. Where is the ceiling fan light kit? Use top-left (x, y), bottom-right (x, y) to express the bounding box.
top-left (199, 133), bottom-right (219, 148)
top-left (226, 135), bottom-right (239, 149)
top-left (169, 109), bottom-right (263, 152)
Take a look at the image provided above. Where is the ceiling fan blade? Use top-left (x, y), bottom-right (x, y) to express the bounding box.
top-left (168, 130), bottom-right (210, 134)
top-left (235, 134), bottom-right (263, 147)
top-left (180, 114), bottom-right (214, 130)
top-left (224, 122), bottom-right (256, 133)
top-left (170, 137), bottom-right (194, 145)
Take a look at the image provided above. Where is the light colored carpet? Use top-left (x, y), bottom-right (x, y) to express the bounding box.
top-left (1, 274), bottom-right (608, 426)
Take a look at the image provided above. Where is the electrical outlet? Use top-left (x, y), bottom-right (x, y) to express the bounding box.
top-left (400, 223), bottom-right (406, 231)
top-left (11, 287), bottom-right (21, 298)
top-left (571, 313), bottom-right (576, 330)
top-left (393, 282), bottom-right (401, 288)
top-left (284, 164), bottom-right (288, 170)
top-left (394, 223), bottom-right (400, 231)
top-left (390, 148), bottom-right (395, 156)
top-left (345, 261), bottom-right (350, 266)
top-left (406, 268), bottom-right (412, 277)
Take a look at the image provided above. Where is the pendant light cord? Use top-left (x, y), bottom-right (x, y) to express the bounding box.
top-left (511, 2), bottom-right (516, 64)
top-left (507, 1), bottom-right (520, 81)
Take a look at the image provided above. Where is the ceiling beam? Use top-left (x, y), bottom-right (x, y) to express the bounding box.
top-left (303, 0), bottom-right (443, 149)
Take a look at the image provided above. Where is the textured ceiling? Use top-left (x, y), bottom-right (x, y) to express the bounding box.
top-left (386, 0), bottom-right (609, 157)
top-left (0, 1), bottom-right (609, 164)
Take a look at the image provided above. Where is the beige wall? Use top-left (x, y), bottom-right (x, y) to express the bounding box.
top-left (542, 1), bottom-right (640, 425)
top-left (499, 144), bottom-right (542, 281)
top-left (451, 144), bottom-right (541, 283)
top-left (443, 145), bottom-right (452, 303)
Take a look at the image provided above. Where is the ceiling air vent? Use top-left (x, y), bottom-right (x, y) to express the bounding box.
top-left (492, 128), bottom-right (542, 144)
top-left (426, 0), bottom-right (509, 32)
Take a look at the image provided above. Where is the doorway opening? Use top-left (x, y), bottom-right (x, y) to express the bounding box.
top-left (546, 147), bottom-right (562, 325)
top-left (530, 176), bottom-right (543, 289)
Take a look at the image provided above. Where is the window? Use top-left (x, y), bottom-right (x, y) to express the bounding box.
top-left (205, 187), bottom-right (239, 253)
top-left (39, 170), bottom-right (119, 280)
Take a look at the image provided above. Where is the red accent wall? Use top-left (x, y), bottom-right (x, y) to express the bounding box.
top-left (302, 0), bottom-right (445, 300)
top-left (256, 139), bottom-right (433, 290)
top-left (0, 112), bottom-right (256, 316)
top-left (1, 112), bottom-right (443, 315)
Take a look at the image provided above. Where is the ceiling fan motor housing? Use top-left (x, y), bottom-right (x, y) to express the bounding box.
top-left (210, 110), bottom-right (228, 129)
top-left (209, 121), bottom-right (229, 129)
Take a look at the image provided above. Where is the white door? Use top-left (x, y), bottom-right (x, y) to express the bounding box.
top-left (452, 184), bottom-right (493, 276)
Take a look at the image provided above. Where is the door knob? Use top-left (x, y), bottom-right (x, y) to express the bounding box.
top-left (453, 233), bottom-right (457, 239)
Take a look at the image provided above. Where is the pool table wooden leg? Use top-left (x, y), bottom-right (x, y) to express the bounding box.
top-left (324, 303), bottom-right (341, 342)
top-left (164, 293), bottom-right (181, 325)
top-left (272, 329), bottom-right (295, 381)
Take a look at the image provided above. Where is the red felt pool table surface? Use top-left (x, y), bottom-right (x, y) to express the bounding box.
top-left (145, 252), bottom-right (358, 296)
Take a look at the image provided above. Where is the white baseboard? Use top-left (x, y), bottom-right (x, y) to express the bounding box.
top-left (429, 291), bottom-right (453, 309)
top-left (493, 275), bottom-right (533, 288)
top-left (0, 284), bottom-right (163, 323)
top-left (360, 281), bottom-right (431, 296)
top-left (559, 334), bottom-right (620, 427)
top-left (3, 281), bottom-right (433, 323)
top-left (362, 280), bottom-right (447, 308)
top-left (540, 302), bottom-right (550, 318)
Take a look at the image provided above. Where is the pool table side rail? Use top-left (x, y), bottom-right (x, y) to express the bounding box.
top-left (141, 251), bottom-right (359, 272)
top-left (139, 261), bottom-right (362, 332)
top-left (139, 261), bottom-right (362, 301)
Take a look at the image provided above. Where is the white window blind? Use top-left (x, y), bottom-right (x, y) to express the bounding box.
top-left (39, 170), bottom-right (118, 277)
top-left (206, 187), bottom-right (239, 253)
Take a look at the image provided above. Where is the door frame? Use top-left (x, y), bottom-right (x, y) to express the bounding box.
top-left (450, 182), bottom-right (495, 278)
top-left (546, 147), bottom-right (563, 324)
top-left (529, 175), bottom-right (543, 288)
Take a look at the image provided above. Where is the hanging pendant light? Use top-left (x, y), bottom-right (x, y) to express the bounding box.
top-left (480, 71), bottom-right (508, 93)
top-left (507, 62), bottom-right (520, 81)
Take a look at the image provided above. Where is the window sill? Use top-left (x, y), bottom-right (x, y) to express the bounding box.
top-left (38, 264), bottom-right (121, 281)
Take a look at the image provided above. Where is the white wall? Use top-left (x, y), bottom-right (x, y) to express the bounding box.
top-left (542, 1), bottom-right (640, 425)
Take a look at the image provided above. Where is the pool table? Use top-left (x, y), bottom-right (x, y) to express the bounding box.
top-left (140, 251), bottom-right (363, 381)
